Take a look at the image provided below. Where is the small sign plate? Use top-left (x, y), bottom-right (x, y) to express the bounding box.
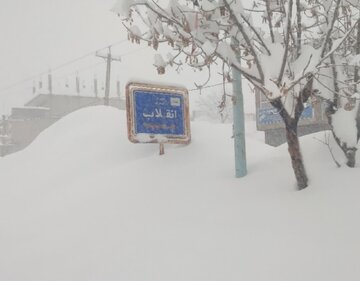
top-left (258, 102), bottom-right (313, 126)
top-left (126, 82), bottom-right (191, 144)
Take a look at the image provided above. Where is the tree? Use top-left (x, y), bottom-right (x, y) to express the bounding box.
top-left (113, 0), bottom-right (360, 189)
top-left (319, 2), bottom-right (360, 168)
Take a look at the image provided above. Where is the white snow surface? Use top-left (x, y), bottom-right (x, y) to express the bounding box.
top-left (1, 106), bottom-right (360, 281)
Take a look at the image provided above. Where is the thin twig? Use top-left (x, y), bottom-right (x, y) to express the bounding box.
top-left (313, 133), bottom-right (341, 168)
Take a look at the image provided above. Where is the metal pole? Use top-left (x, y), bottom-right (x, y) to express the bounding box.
top-left (104, 47), bottom-right (112, 106)
top-left (76, 74), bottom-right (80, 95)
top-left (48, 70), bottom-right (53, 95)
top-left (116, 80), bottom-right (121, 98)
top-left (94, 76), bottom-right (98, 98)
top-left (96, 47), bottom-right (120, 105)
top-left (232, 51), bottom-right (247, 178)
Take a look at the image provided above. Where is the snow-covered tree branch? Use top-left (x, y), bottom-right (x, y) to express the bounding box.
top-left (113, 0), bottom-right (360, 189)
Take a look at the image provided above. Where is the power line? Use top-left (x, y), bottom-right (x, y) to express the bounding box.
top-left (53, 61), bottom-right (106, 80)
top-left (54, 46), bottom-right (149, 81)
top-left (0, 41), bottom-right (229, 99)
top-left (0, 61), bottom-right (107, 99)
top-left (0, 39), bottom-right (129, 94)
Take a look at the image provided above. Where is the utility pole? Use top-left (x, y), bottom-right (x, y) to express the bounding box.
top-left (116, 79), bottom-right (121, 98)
top-left (96, 47), bottom-right (121, 106)
top-left (32, 81), bottom-right (36, 94)
top-left (76, 73), bottom-right (80, 95)
top-left (232, 39), bottom-right (247, 178)
top-left (48, 70), bottom-right (53, 95)
top-left (48, 70), bottom-right (54, 117)
top-left (94, 75), bottom-right (98, 98)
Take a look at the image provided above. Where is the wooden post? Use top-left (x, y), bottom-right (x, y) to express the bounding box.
top-left (159, 143), bottom-right (165, 155)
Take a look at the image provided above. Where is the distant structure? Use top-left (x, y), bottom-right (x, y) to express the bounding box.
top-left (0, 94), bottom-right (125, 156)
top-left (255, 91), bottom-right (329, 146)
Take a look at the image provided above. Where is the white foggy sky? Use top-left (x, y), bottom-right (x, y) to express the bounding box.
top-left (0, 0), bottom-right (121, 89)
top-left (0, 0), bottom-right (255, 114)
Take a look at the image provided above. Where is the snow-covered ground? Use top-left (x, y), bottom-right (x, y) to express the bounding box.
top-left (1, 106), bottom-right (359, 281)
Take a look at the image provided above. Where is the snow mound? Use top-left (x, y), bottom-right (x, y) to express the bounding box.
top-left (0, 106), bottom-right (359, 281)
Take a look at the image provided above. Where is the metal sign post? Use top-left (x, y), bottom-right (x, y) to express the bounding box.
top-left (126, 82), bottom-right (191, 149)
top-left (231, 36), bottom-right (247, 178)
top-left (232, 66), bottom-right (247, 178)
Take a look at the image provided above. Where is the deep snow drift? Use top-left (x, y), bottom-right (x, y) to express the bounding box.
top-left (0, 106), bottom-right (359, 281)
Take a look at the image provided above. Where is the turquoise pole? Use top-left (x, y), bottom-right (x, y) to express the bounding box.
top-left (232, 60), bottom-right (247, 178)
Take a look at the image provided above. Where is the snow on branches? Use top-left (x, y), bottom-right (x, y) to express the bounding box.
top-left (114, 0), bottom-right (360, 186)
top-left (115, 0), bottom-right (359, 103)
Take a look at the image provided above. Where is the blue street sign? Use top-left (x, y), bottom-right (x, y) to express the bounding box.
top-left (134, 91), bottom-right (185, 136)
top-left (258, 103), bottom-right (313, 125)
top-left (126, 83), bottom-right (191, 144)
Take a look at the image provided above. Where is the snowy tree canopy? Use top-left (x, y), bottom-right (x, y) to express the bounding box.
top-left (114, 0), bottom-right (360, 189)
top-left (114, 0), bottom-right (360, 104)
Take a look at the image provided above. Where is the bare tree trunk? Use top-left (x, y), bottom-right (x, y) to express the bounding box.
top-left (346, 149), bottom-right (356, 168)
top-left (283, 116), bottom-right (308, 189)
top-left (271, 105), bottom-right (308, 190)
top-left (270, 77), bottom-right (313, 190)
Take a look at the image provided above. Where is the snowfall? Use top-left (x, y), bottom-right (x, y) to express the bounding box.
top-left (0, 105), bottom-right (359, 281)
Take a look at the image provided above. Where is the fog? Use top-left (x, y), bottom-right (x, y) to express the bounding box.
top-left (1, 0), bottom-right (240, 115)
top-left (0, 0), bottom-right (227, 156)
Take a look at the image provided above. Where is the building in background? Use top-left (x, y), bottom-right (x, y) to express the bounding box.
top-left (0, 94), bottom-right (125, 156)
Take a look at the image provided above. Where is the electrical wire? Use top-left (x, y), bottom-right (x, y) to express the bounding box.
top-left (53, 61), bottom-right (106, 81)
top-left (0, 39), bottom-right (129, 94)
